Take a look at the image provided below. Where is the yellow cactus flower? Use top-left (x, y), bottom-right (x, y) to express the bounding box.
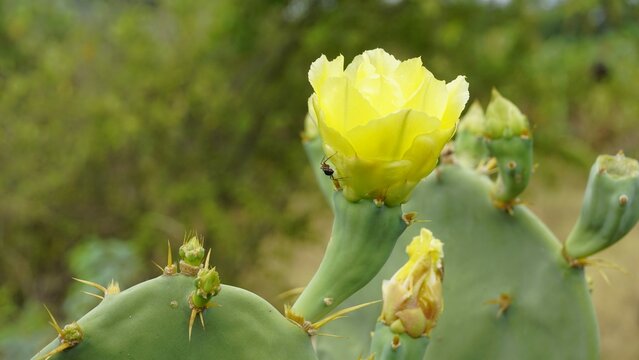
top-left (381, 228), bottom-right (444, 338)
top-left (308, 49), bottom-right (469, 206)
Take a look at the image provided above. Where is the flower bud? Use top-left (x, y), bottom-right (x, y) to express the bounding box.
top-left (455, 101), bottom-right (489, 167)
top-left (196, 267), bottom-right (221, 297)
top-left (483, 90), bottom-right (532, 204)
top-left (179, 236), bottom-right (205, 271)
top-left (565, 152), bottom-right (639, 259)
top-left (380, 228), bottom-right (444, 338)
top-left (483, 89), bottom-right (529, 139)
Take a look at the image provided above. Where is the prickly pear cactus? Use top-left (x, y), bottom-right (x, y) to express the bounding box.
top-left (33, 238), bottom-right (317, 360)
top-left (313, 92), bottom-right (638, 360)
top-left (316, 163), bottom-right (598, 360)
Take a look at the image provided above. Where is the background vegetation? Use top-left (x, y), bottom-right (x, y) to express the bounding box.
top-left (0, 0), bottom-right (637, 358)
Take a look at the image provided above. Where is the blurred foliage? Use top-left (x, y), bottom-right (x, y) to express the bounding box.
top-left (63, 238), bottom-right (142, 319)
top-left (0, 0), bottom-right (638, 356)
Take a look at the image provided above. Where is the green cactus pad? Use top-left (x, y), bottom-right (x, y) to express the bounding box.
top-left (33, 275), bottom-right (316, 360)
top-left (316, 164), bottom-right (598, 360)
top-left (292, 192), bottom-right (407, 322)
top-left (565, 153), bottom-right (639, 258)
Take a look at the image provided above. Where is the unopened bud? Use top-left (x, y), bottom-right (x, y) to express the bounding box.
top-left (380, 228), bottom-right (444, 338)
top-left (179, 236), bottom-right (205, 268)
top-left (484, 89), bottom-right (529, 139)
top-left (455, 101), bottom-right (489, 167)
top-left (483, 90), bottom-right (533, 203)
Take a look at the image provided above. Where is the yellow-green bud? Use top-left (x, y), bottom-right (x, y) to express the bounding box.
top-left (459, 101), bottom-right (485, 136)
top-left (455, 101), bottom-right (489, 167)
top-left (482, 90), bottom-right (533, 204)
top-left (196, 267), bottom-right (221, 297)
top-left (179, 236), bottom-right (205, 267)
top-left (484, 89), bottom-right (529, 139)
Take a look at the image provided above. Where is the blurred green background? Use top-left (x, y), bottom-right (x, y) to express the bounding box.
top-left (1, 0), bottom-right (638, 358)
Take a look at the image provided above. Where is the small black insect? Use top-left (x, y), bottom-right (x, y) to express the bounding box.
top-left (320, 153), bottom-right (336, 178)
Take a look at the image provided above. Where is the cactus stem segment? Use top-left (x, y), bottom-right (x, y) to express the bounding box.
top-left (486, 293), bottom-right (512, 318)
top-left (565, 153), bottom-right (639, 258)
top-left (292, 193), bottom-right (406, 321)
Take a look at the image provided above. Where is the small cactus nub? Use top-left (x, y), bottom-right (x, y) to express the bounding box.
top-left (39, 305), bottom-right (83, 360)
top-left (179, 234), bottom-right (206, 275)
top-left (187, 248), bottom-right (221, 340)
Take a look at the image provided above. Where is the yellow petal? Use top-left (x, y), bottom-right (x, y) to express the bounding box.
top-left (396, 307), bottom-right (428, 338)
top-left (381, 279), bottom-right (411, 323)
top-left (318, 123), bottom-right (357, 160)
top-left (308, 54), bottom-right (344, 96)
top-left (345, 52), bottom-right (403, 115)
top-left (441, 75), bottom-right (470, 129)
top-left (307, 94), bottom-right (321, 129)
top-left (346, 109), bottom-right (440, 161)
top-left (362, 48), bottom-right (401, 76)
top-left (393, 57), bottom-right (426, 103)
top-left (335, 157), bottom-right (413, 203)
top-left (401, 134), bottom-right (443, 182)
top-left (384, 179), bottom-right (420, 206)
top-left (405, 71), bottom-right (448, 119)
top-left (317, 76), bottom-right (379, 132)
